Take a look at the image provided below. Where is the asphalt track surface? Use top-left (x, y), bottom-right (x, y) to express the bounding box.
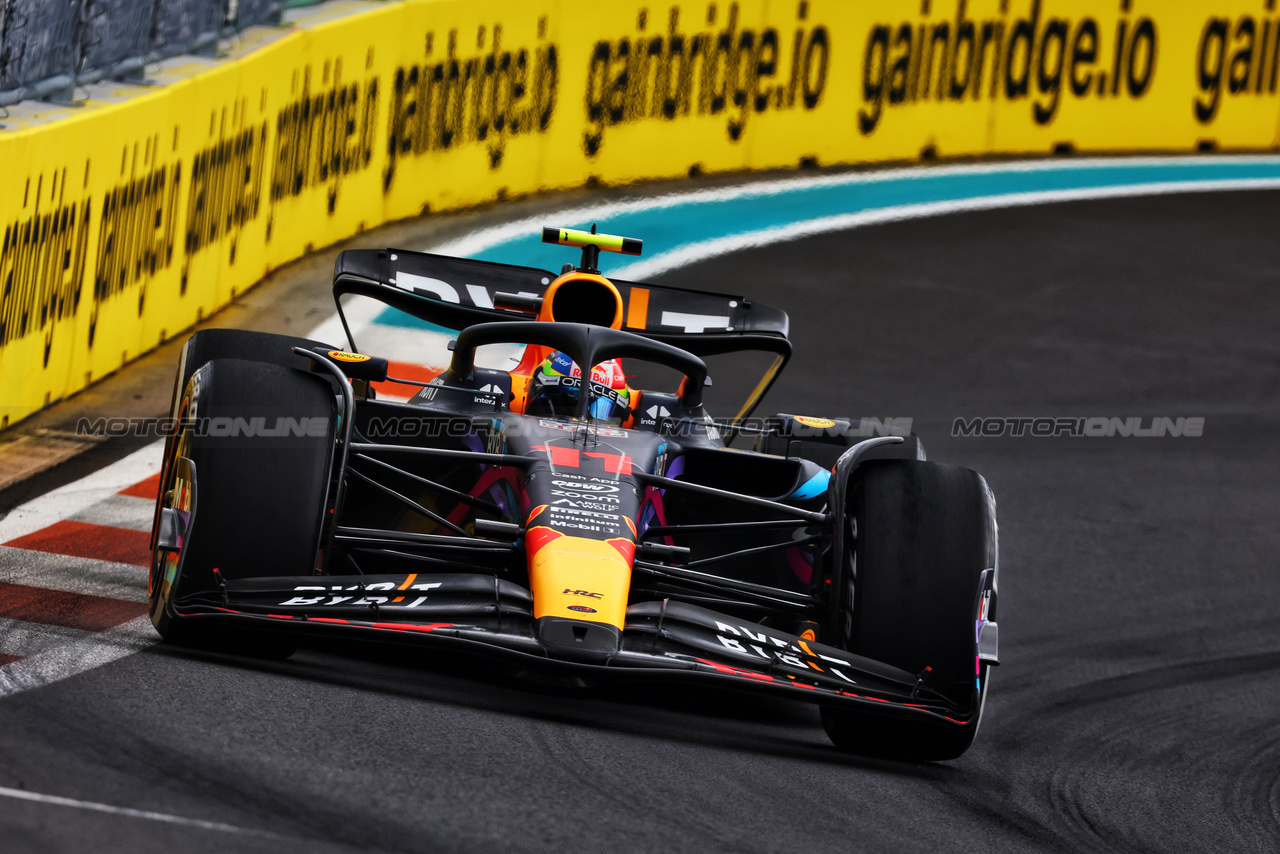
top-left (2, 190), bottom-right (1279, 853)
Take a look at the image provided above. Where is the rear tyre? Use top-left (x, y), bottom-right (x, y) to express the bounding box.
top-left (822, 460), bottom-right (996, 761)
top-left (151, 358), bottom-right (337, 659)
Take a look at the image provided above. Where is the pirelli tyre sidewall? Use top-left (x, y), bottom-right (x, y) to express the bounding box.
top-left (823, 459), bottom-right (998, 761)
top-left (150, 357), bottom-right (337, 656)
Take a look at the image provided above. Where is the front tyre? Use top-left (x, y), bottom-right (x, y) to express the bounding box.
top-left (822, 460), bottom-right (997, 761)
top-left (150, 358), bottom-right (337, 659)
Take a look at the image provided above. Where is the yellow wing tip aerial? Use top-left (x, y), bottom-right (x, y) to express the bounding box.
top-left (541, 226), bottom-right (643, 256)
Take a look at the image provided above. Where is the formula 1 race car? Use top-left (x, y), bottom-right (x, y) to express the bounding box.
top-left (148, 226), bottom-right (1000, 761)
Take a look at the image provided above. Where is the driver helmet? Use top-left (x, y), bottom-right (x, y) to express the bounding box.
top-left (531, 350), bottom-right (631, 420)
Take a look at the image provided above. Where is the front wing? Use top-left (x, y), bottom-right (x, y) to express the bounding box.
top-left (167, 573), bottom-right (979, 728)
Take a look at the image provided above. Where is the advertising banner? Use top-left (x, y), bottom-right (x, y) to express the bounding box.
top-left (1, 0), bottom-right (1276, 427)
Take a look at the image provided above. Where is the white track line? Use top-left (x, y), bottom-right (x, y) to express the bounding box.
top-left (425, 155), bottom-right (1280, 259)
top-left (312, 157), bottom-right (1280, 342)
top-left (609, 177), bottom-right (1280, 280)
top-left (0, 783), bottom-right (272, 836)
top-left (0, 441), bottom-right (163, 543)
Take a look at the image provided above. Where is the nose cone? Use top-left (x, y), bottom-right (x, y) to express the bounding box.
top-left (525, 506), bottom-right (636, 662)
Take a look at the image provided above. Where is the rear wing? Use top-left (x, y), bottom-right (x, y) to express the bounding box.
top-left (332, 248), bottom-right (790, 359)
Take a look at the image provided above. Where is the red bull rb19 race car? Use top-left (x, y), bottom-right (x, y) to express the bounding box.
top-left (148, 227), bottom-right (1000, 761)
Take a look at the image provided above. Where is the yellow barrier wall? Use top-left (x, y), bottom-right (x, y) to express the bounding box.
top-left (2, 0), bottom-right (1277, 428)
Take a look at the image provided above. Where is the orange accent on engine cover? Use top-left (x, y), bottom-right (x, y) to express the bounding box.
top-left (626, 287), bottom-right (649, 329)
